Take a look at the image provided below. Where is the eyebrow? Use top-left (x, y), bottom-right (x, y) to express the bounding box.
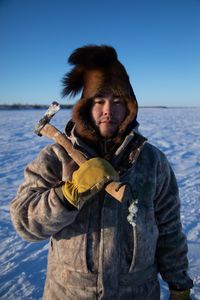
top-left (94, 94), bottom-right (121, 100)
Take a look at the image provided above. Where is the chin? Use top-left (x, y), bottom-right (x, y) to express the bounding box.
top-left (99, 126), bottom-right (118, 139)
top-left (100, 131), bottom-right (116, 139)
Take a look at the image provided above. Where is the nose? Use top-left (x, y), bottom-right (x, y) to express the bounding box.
top-left (103, 101), bottom-right (113, 116)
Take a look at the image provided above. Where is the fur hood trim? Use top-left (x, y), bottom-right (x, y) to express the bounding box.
top-left (62, 45), bottom-right (138, 146)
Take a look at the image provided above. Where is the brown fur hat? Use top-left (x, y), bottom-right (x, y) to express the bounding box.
top-left (62, 45), bottom-right (138, 145)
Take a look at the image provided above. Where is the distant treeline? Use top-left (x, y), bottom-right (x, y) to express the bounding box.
top-left (0, 104), bottom-right (74, 110)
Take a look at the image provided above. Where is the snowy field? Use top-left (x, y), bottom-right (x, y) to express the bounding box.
top-left (0, 107), bottom-right (199, 299)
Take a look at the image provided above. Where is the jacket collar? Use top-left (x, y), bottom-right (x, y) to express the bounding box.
top-left (64, 120), bottom-right (146, 166)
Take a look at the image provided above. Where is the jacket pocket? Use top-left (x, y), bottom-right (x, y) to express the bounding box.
top-left (57, 233), bottom-right (89, 273)
top-left (128, 202), bottom-right (159, 272)
top-left (54, 209), bottom-right (90, 273)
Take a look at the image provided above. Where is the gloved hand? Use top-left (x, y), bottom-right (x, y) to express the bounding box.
top-left (169, 289), bottom-right (191, 300)
top-left (62, 157), bottom-right (119, 208)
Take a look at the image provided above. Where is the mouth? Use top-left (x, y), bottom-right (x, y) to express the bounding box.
top-left (99, 119), bottom-right (117, 125)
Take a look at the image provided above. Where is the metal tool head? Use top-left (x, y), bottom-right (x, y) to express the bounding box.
top-left (34, 101), bottom-right (60, 136)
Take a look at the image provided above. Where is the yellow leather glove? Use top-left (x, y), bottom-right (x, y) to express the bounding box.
top-left (169, 290), bottom-right (191, 300)
top-left (62, 157), bottom-right (119, 208)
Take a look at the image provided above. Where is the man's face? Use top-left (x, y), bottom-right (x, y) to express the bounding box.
top-left (91, 95), bottom-right (127, 138)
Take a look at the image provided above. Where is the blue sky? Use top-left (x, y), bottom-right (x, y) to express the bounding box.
top-left (1, 0), bottom-right (200, 106)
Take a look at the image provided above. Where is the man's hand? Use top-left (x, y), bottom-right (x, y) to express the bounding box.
top-left (62, 157), bottom-right (119, 208)
top-left (169, 290), bottom-right (191, 300)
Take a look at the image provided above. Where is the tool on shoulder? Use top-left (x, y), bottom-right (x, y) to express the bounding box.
top-left (34, 101), bottom-right (126, 202)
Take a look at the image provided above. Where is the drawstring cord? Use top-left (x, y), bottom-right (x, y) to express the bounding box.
top-left (126, 183), bottom-right (139, 270)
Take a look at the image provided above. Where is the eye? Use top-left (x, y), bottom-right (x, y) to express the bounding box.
top-left (94, 97), bottom-right (105, 105)
top-left (113, 98), bottom-right (124, 105)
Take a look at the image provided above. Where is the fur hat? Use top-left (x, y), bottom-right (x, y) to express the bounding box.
top-left (62, 45), bottom-right (138, 145)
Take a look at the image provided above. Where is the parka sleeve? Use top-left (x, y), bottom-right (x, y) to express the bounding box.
top-left (154, 153), bottom-right (193, 290)
top-left (10, 144), bottom-right (79, 242)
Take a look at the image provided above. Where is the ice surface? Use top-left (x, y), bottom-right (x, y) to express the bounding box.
top-left (0, 108), bottom-right (199, 299)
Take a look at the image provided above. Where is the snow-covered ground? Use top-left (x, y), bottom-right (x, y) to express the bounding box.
top-left (0, 107), bottom-right (199, 299)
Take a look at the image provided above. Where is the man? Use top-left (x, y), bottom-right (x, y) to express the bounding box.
top-left (10, 45), bottom-right (193, 299)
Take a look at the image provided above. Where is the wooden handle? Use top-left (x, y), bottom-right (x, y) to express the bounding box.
top-left (104, 181), bottom-right (126, 202)
top-left (40, 123), bottom-right (125, 202)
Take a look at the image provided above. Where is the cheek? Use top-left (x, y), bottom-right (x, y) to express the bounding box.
top-left (91, 106), bottom-right (101, 123)
top-left (116, 106), bottom-right (127, 122)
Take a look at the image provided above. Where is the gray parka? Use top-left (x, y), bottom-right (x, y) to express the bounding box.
top-left (10, 128), bottom-right (193, 300)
